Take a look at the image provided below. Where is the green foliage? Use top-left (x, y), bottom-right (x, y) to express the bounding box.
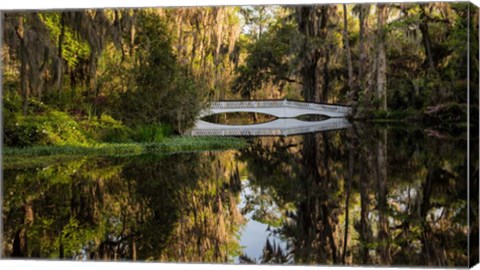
top-left (383, 3), bottom-right (471, 112)
top-left (4, 109), bottom-right (90, 147)
top-left (131, 124), bottom-right (172, 143)
top-left (38, 12), bottom-right (91, 68)
top-left (144, 136), bottom-right (248, 152)
top-left (3, 137), bottom-right (248, 159)
top-left (233, 19), bottom-right (300, 98)
top-left (80, 114), bottom-right (132, 143)
top-left (4, 94), bottom-right (131, 147)
top-left (58, 217), bottom-right (97, 258)
top-left (118, 11), bottom-right (205, 133)
top-left (41, 87), bottom-right (83, 113)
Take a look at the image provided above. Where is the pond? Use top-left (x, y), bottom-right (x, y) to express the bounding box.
top-left (1, 122), bottom-right (478, 266)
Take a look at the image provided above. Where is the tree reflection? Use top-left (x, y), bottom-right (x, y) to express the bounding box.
top-left (2, 152), bottom-right (245, 262)
top-left (2, 124), bottom-right (476, 266)
top-left (238, 124), bottom-right (474, 266)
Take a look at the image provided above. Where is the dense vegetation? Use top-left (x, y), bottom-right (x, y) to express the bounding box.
top-left (3, 3), bottom-right (478, 149)
top-left (3, 8), bottom-right (241, 148)
top-left (232, 4), bottom-right (478, 122)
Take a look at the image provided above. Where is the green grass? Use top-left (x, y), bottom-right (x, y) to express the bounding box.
top-left (3, 136), bottom-right (248, 158)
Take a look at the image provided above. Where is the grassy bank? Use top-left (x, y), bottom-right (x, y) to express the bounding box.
top-left (3, 136), bottom-right (248, 158)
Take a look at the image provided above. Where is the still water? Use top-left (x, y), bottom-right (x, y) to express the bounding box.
top-left (2, 122), bottom-right (478, 266)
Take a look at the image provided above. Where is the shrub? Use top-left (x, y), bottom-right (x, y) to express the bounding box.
top-left (4, 110), bottom-right (90, 147)
top-left (79, 114), bottom-right (132, 143)
top-left (130, 124), bottom-right (172, 143)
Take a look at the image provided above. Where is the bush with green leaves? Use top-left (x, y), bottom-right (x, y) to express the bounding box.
top-left (79, 114), bottom-right (132, 143)
top-left (130, 124), bottom-right (172, 143)
top-left (4, 110), bottom-right (90, 147)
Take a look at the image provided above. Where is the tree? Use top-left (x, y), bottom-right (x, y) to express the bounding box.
top-left (375, 4), bottom-right (388, 111)
top-left (117, 11), bottom-right (204, 133)
top-left (232, 16), bottom-right (301, 99)
top-left (296, 6), bottom-right (328, 102)
top-left (342, 4), bottom-right (355, 104)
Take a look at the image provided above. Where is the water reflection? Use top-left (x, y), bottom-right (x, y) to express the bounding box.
top-left (2, 153), bottom-right (245, 262)
top-left (2, 123), bottom-right (478, 266)
top-left (236, 181), bottom-right (289, 263)
top-left (202, 112), bottom-right (277, 125)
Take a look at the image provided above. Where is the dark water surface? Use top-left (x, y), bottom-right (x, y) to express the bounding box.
top-left (2, 123), bottom-right (478, 266)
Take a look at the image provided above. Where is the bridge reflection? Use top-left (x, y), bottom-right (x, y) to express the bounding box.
top-left (188, 118), bottom-right (351, 137)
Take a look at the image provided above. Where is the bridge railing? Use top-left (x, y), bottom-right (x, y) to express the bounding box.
top-left (209, 100), bottom-right (352, 113)
top-left (210, 100), bottom-right (284, 108)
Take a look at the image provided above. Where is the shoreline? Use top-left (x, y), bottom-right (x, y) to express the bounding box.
top-left (3, 136), bottom-right (248, 158)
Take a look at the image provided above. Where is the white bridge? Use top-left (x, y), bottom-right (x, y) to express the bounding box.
top-left (189, 99), bottom-right (352, 136)
top-left (189, 118), bottom-right (351, 137)
top-left (199, 99), bottom-right (352, 118)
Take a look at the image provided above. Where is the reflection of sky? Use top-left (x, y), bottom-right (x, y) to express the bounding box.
top-left (239, 216), bottom-right (271, 261)
top-left (236, 179), bottom-right (288, 263)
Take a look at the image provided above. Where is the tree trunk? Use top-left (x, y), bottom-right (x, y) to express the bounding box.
top-left (358, 5), bottom-right (369, 93)
top-left (297, 6), bottom-right (329, 102)
top-left (342, 135), bottom-right (354, 264)
top-left (59, 235), bottom-right (64, 259)
top-left (190, 15), bottom-right (200, 72)
top-left (376, 128), bottom-right (390, 264)
top-left (342, 4), bottom-right (355, 103)
top-left (131, 227), bottom-right (137, 261)
top-left (419, 6), bottom-right (436, 71)
top-left (302, 50), bottom-right (320, 102)
top-left (359, 158), bottom-right (371, 264)
top-left (20, 50), bottom-right (29, 116)
top-left (321, 51), bottom-right (330, 102)
top-left (12, 200), bottom-right (34, 257)
top-left (375, 4), bottom-right (388, 110)
top-left (15, 16), bottom-right (29, 115)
